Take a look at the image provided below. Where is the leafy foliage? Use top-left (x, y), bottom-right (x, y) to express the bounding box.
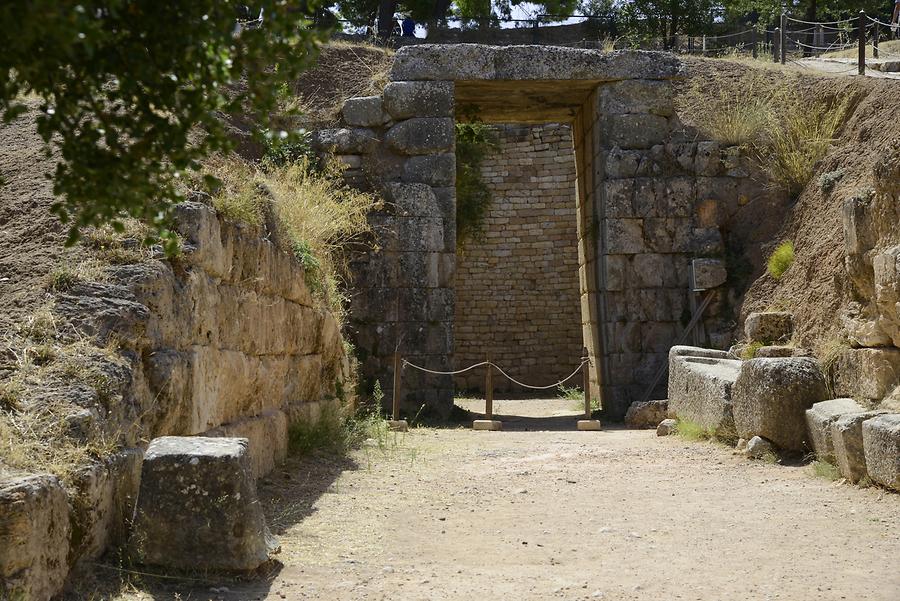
top-left (767, 240), bottom-right (795, 280)
top-left (455, 120), bottom-right (498, 248)
top-left (0, 1), bottom-right (327, 253)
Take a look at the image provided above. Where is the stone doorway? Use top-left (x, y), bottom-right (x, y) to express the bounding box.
top-left (325, 45), bottom-right (742, 420)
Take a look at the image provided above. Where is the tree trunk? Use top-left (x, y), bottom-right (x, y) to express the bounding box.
top-left (377, 0), bottom-right (397, 40)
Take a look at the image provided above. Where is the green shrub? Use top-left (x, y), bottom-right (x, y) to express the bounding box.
top-left (261, 128), bottom-right (315, 171)
top-left (675, 419), bottom-right (714, 442)
top-left (288, 402), bottom-right (390, 457)
top-left (455, 120), bottom-right (498, 247)
top-left (741, 341), bottom-right (764, 360)
top-left (767, 241), bottom-right (795, 279)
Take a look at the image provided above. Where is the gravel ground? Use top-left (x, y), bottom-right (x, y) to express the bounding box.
top-left (83, 398), bottom-right (899, 601)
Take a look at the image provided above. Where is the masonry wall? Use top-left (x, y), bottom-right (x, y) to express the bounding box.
top-left (454, 124), bottom-right (582, 392)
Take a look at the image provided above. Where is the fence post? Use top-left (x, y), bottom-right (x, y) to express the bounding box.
top-left (773, 28), bottom-right (779, 62)
top-left (874, 22), bottom-right (879, 59)
top-left (484, 354), bottom-right (493, 421)
top-left (702, 34), bottom-right (706, 53)
top-left (779, 13), bottom-right (786, 64)
top-left (392, 351), bottom-right (402, 421)
top-left (858, 10), bottom-right (866, 75)
top-left (582, 348), bottom-right (591, 420)
top-left (752, 28), bottom-right (758, 59)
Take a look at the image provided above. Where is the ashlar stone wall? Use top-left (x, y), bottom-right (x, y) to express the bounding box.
top-left (454, 124), bottom-right (583, 392)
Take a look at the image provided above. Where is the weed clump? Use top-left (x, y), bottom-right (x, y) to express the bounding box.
top-left (810, 459), bottom-right (841, 481)
top-left (288, 401), bottom-right (391, 457)
top-left (767, 240), bottom-right (795, 279)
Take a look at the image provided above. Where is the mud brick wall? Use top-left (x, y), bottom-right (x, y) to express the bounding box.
top-left (454, 124), bottom-right (583, 392)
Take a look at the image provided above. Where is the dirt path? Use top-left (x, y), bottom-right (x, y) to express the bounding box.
top-left (87, 399), bottom-right (899, 601)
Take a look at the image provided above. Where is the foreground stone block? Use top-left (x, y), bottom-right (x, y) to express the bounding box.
top-left (473, 419), bottom-right (502, 431)
top-left (385, 118), bottom-right (454, 155)
top-left (732, 358), bottom-right (829, 452)
top-left (805, 398), bottom-right (866, 463)
top-left (341, 95), bottom-right (388, 127)
top-left (0, 474), bottom-right (71, 601)
top-left (862, 414), bottom-right (900, 491)
top-left (657, 418), bottom-right (677, 436)
top-left (625, 399), bottom-right (669, 429)
top-left (831, 411), bottom-right (886, 483)
top-left (382, 81), bottom-right (454, 119)
top-left (830, 347), bottom-right (900, 402)
top-left (130, 437), bottom-right (277, 572)
top-left (668, 346), bottom-right (741, 439)
top-left (744, 311), bottom-right (793, 344)
top-left (747, 436), bottom-right (775, 459)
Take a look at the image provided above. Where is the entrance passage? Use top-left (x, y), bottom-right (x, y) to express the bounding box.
top-left (454, 123), bottom-right (582, 394)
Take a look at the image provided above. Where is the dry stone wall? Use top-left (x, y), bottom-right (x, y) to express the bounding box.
top-left (0, 202), bottom-right (350, 600)
top-left (454, 124), bottom-right (583, 392)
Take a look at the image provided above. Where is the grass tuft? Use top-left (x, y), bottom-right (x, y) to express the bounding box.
top-left (810, 459), bottom-right (841, 481)
top-left (288, 401), bottom-right (391, 457)
top-left (767, 240), bottom-right (795, 279)
top-left (741, 341), bottom-right (765, 360)
top-left (675, 419), bottom-right (714, 442)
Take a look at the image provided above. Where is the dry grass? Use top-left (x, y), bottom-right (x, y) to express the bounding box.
top-left (201, 155), bottom-right (379, 318)
top-left (678, 71), bottom-right (855, 196)
top-left (823, 39), bottom-right (900, 59)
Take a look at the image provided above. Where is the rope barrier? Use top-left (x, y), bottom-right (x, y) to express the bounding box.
top-left (785, 16), bottom-right (854, 26)
top-left (403, 357), bottom-right (591, 391)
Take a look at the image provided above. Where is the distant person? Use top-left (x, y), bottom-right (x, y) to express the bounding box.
top-left (893, 0), bottom-right (900, 38)
top-left (401, 15), bottom-right (416, 37)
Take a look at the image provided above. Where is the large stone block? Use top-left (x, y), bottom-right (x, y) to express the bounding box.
top-left (744, 311), bottom-right (793, 344)
top-left (862, 414), bottom-right (900, 491)
top-left (130, 437), bottom-right (278, 571)
top-left (604, 219), bottom-right (645, 254)
top-left (341, 95), bottom-right (388, 127)
top-left (386, 118), bottom-right (454, 155)
top-left (607, 114), bottom-right (670, 150)
top-left (668, 346), bottom-right (742, 439)
top-left (383, 81), bottom-right (454, 119)
top-left (402, 153), bottom-right (456, 186)
top-left (625, 399), bottom-right (669, 429)
top-left (598, 79), bottom-right (674, 116)
top-left (312, 128), bottom-right (379, 154)
top-left (0, 474), bottom-right (71, 601)
top-left (831, 411), bottom-right (886, 483)
top-left (830, 347), bottom-right (900, 402)
top-left (732, 358), bottom-right (829, 451)
top-left (804, 398), bottom-right (866, 463)
top-left (390, 45), bottom-right (680, 81)
top-left (203, 410), bottom-right (289, 480)
top-left (692, 258), bottom-right (727, 290)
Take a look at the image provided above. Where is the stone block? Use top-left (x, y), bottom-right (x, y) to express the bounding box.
top-left (341, 95), bottom-right (388, 127)
top-left (203, 410), bottom-right (289, 480)
top-left (732, 358), bottom-right (829, 452)
top-left (598, 79), bottom-right (674, 116)
top-left (605, 147), bottom-right (641, 178)
top-left (174, 201), bottom-right (231, 279)
top-left (390, 45), bottom-right (680, 82)
top-left (831, 411), bottom-right (886, 483)
top-left (473, 419), bottom-right (502, 431)
top-left (130, 437), bottom-right (278, 571)
top-left (604, 179), bottom-right (635, 217)
top-left (386, 118), bottom-right (454, 155)
top-left (830, 347), bottom-right (900, 402)
top-left (625, 399), bottom-right (669, 429)
top-left (577, 419), bottom-right (602, 431)
top-left (383, 81), bottom-right (454, 119)
top-left (744, 311), bottom-right (793, 344)
top-left (692, 258), bottom-right (727, 290)
top-left (862, 414), bottom-right (900, 491)
top-left (401, 153), bottom-right (456, 186)
top-left (657, 418), bottom-right (677, 436)
top-left (755, 346), bottom-right (796, 358)
top-left (804, 398), bottom-right (866, 463)
top-left (605, 255), bottom-right (627, 291)
top-left (608, 114), bottom-right (670, 150)
top-left (0, 474), bottom-right (70, 601)
top-left (386, 182), bottom-right (442, 219)
top-left (695, 141), bottom-right (722, 176)
top-left (668, 346), bottom-right (742, 439)
top-left (312, 128), bottom-right (379, 154)
top-left (632, 253), bottom-right (669, 288)
top-left (604, 218), bottom-right (645, 254)
top-left (747, 435), bottom-right (775, 459)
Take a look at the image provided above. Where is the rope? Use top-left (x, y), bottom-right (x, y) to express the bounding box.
top-left (402, 359), bottom-right (490, 376)
top-left (491, 359), bottom-right (590, 391)
top-left (789, 38), bottom-right (857, 51)
top-left (403, 358), bottom-right (591, 391)
top-left (785, 16), bottom-right (854, 26)
top-left (868, 16), bottom-right (897, 29)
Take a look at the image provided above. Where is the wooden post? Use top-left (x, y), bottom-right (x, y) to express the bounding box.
top-left (779, 14), bottom-right (786, 64)
top-left (752, 28), bottom-right (758, 59)
top-left (874, 22), bottom-right (880, 59)
top-left (702, 34), bottom-right (706, 53)
top-left (484, 354), bottom-right (493, 420)
top-left (859, 11), bottom-right (866, 75)
top-left (772, 28), bottom-right (779, 62)
top-left (582, 348), bottom-right (591, 420)
top-left (392, 351), bottom-right (401, 421)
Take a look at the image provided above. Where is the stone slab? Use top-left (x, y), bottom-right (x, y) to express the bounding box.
top-left (473, 420), bottom-right (502, 431)
top-left (831, 411), bottom-right (886, 483)
top-left (804, 398), bottom-right (866, 463)
top-left (862, 413), bottom-right (900, 491)
top-left (668, 347), bottom-right (742, 440)
top-left (577, 420), bottom-right (602, 431)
